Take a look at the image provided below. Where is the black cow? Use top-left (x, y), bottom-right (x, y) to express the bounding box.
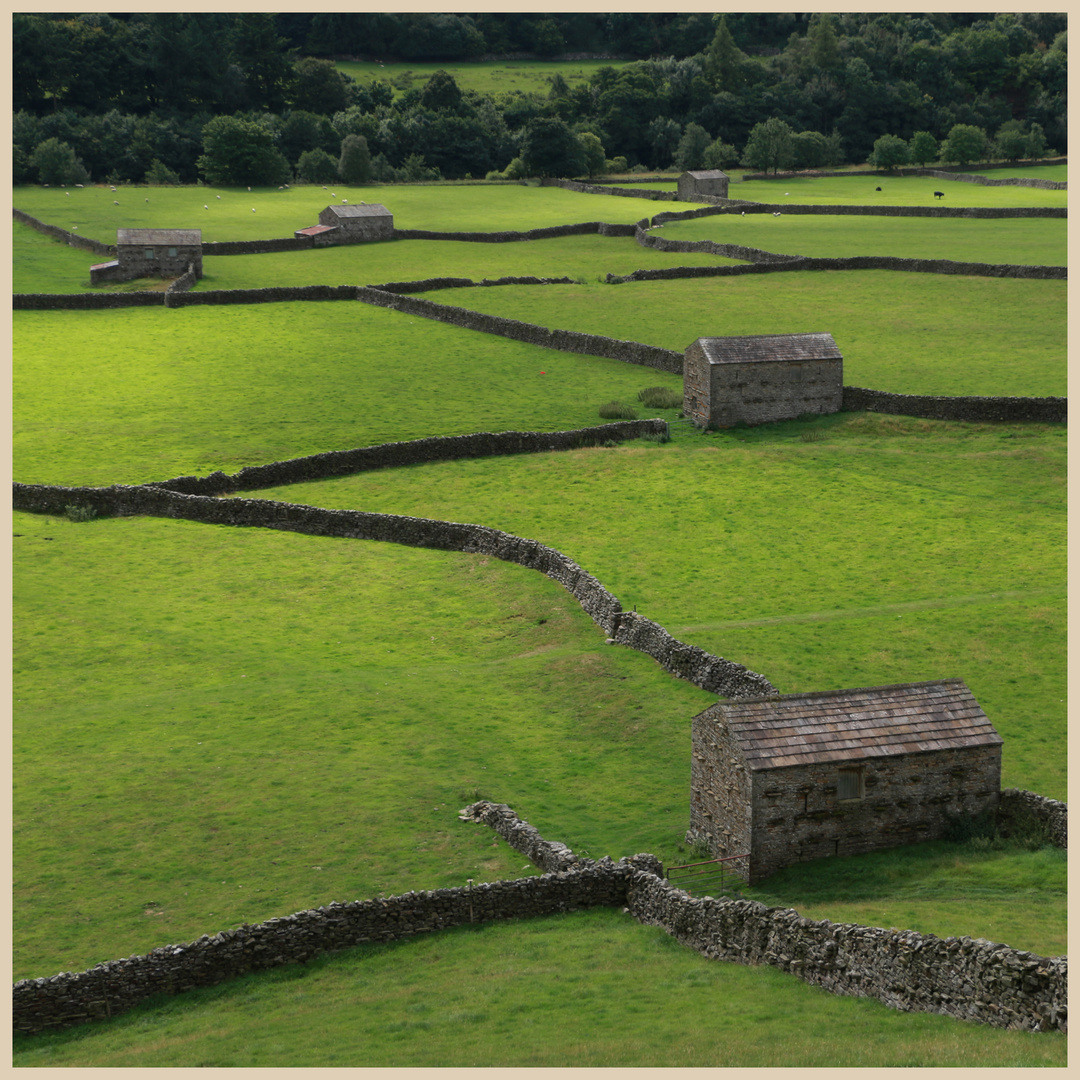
top-left (933, 190), bottom-right (945, 199)
top-left (875, 186), bottom-right (881, 191)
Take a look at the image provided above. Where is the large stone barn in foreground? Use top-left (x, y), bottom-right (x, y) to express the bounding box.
top-left (90, 228), bottom-right (202, 285)
top-left (683, 332), bottom-right (843, 428)
top-left (689, 679), bottom-right (1003, 884)
top-left (678, 169), bottom-right (729, 200)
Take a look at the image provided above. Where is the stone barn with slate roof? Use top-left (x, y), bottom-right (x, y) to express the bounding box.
top-left (678, 169), bottom-right (729, 200)
top-left (90, 228), bottom-right (202, 285)
top-left (315, 203), bottom-right (393, 242)
top-left (683, 332), bottom-right (843, 428)
top-left (689, 679), bottom-right (1003, 884)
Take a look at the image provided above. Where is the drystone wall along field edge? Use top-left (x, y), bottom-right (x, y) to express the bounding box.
top-left (13, 208), bottom-right (114, 256)
top-left (13, 867), bottom-right (635, 1035)
top-left (11, 481), bottom-right (773, 700)
top-left (354, 286), bottom-right (684, 372)
top-left (149, 423), bottom-right (669, 495)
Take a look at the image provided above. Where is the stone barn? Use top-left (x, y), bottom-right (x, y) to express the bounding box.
top-left (689, 679), bottom-right (1003, 884)
top-left (683, 333), bottom-right (843, 428)
top-left (313, 203), bottom-right (393, 242)
top-left (678, 169), bottom-right (729, 200)
top-left (90, 228), bottom-right (202, 285)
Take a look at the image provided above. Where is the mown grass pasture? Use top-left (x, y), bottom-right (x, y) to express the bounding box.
top-left (12, 168), bottom-right (1067, 1067)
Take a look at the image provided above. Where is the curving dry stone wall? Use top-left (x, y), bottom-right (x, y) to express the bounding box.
top-left (12, 481), bottom-right (774, 700)
top-left (149, 423), bottom-right (668, 496)
top-left (13, 866), bottom-right (635, 1035)
top-left (997, 789), bottom-right (1067, 848)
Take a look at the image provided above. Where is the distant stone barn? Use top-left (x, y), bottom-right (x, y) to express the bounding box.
top-left (678, 169), bottom-right (729, 200)
top-left (312, 203), bottom-right (394, 243)
top-left (683, 333), bottom-right (843, 428)
top-left (689, 679), bottom-right (1003, 884)
top-left (90, 228), bottom-right (202, 285)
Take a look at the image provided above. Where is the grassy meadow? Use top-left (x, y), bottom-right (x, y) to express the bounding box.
top-left (12, 910), bottom-right (1065, 1068)
top-left (658, 213), bottom-right (1067, 265)
top-left (425, 273), bottom-right (1066, 397)
top-left (12, 168), bottom-right (1067, 1066)
top-left (337, 57), bottom-right (626, 98)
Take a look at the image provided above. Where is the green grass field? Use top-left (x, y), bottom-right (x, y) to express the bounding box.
top-left (658, 214), bottom-right (1067, 265)
top-left (12, 910), bottom-right (1065, 1068)
top-left (12, 171), bottom-right (1067, 1066)
top-left (336, 57), bottom-right (627, 99)
top-left (424, 273), bottom-right (1066, 397)
top-left (735, 172), bottom-right (1067, 207)
top-left (12, 182), bottom-right (683, 247)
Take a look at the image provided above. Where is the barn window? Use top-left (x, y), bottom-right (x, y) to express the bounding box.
top-left (168, 247), bottom-right (178, 257)
top-left (144, 248), bottom-right (154, 259)
top-left (837, 768), bottom-right (864, 800)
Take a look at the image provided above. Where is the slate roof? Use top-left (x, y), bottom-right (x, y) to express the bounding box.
top-left (117, 229), bottom-right (201, 246)
top-left (708, 679), bottom-right (1001, 770)
top-left (683, 170), bottom-right (729, 180)
top-left (695, 333), bottom-right (842, 366)
top-left (324, 203), bottom-right (392, 219)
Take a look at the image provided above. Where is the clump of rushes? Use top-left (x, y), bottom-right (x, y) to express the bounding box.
top-left (637, 386), bottom-right (682, 409)
top-left (598, 401), bottom-right (638, 419)
top-left (64, 504), bottom-right (98, 522)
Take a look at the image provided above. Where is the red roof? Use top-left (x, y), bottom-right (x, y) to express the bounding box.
top-left (296, 224), bottom-right (335, 235)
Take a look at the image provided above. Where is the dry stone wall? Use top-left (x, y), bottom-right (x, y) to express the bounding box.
top-left (998, 789), bottom-right (1067, 848)
top-left (842, 386), bottom-right (1066, 424)
top-left (13, 867), bottom-right (635, 1036)
top-left (354, 286), bottom-right (684, 373)
top-left (393, 221), bottom-right (637, 242)
top-left (915, 169), bottom-right (1066, 190)
top-left (149, 422), bottom-right (670, 495)
top-left (12, 480), bottom-right (775, 701)
top-left (13, 208), bottom-right (114, 255)
top-left (13, 291), bottom-right (163, 310)
top-left (626, 873), bottom-right (1066, 1032)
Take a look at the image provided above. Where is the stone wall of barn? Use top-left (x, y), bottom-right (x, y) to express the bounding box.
top-left (745, 745), bottom-right (1003, 883)
top-left (318, 208), bottom-right (394, 241)
top-left (677, 174), bottom-right (729, 201)
top-left (117, 243), bottom-right (201, 279)
top-left (689, 710), bottom-right (753, 861)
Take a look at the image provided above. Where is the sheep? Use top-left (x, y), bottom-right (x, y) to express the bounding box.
top-left (934, 190), bottom-right (945, 199)
top-left (113, 200), bottom-right (119, 205)
top-left (217, 195), bottom-right (221, 199)
top-left (204, 205), bottom-right (208, 209)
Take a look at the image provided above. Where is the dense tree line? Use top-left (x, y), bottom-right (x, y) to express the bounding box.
top-left (13, 12), bottom-right (1067, 187)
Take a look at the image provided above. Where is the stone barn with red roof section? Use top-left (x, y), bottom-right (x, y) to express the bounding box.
top-left (683, 332), bottom-right (843, 428)
top-left (689, 679), bottom-right (1003, 883)
top-left (90, 228), bottom-right (202, 285)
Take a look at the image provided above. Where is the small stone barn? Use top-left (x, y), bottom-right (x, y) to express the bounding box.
top-left (683, 332), bottom-right (843, 428)
top-left (689, 679), bottom-right (1003, 884)
top-left (90, 228), bottom-right (202, 285)
top-left (678, 169), bottom-right (729, 200)
top-left (313, 203), bottom-right (393, 242)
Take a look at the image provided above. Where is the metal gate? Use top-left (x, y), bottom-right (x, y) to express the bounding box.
top-left (664, 852), bottom-right (750, 897)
